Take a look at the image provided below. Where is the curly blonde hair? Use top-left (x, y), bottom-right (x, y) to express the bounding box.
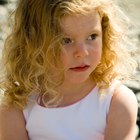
top-left (0, 0), bottom-right (136, 109)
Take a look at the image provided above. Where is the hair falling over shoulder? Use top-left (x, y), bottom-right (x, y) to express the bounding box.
top-left (0, 0), bottom-right (137, 109)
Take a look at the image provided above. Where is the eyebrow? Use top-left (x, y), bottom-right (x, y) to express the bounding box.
top-left (89, 28), bottom-right (102, 34)
top-left (62, 29), bottom-right (102, 38)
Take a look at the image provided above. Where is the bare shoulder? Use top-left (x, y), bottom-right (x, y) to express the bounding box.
top-left (105, 84), bottom-right (138, 140)
top-left (0, 105), bottom-right (28, 140)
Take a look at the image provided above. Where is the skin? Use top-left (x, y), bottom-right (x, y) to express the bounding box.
top-left (0, 106), bottom-right (29, 140)
top-left (0, 11), bottom-right (138, 140)
top-left (57, 12), bottom-right (102, 106)
top-left (60, 12), bottom-right (102, 85)
top-left (105, 85), bottom-right (138, 140)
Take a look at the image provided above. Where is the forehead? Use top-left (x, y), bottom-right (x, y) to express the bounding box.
top-left (60, 11), bottom-right (102, 36)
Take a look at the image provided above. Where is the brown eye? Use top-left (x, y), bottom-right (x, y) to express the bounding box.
top-left (62, 37), bottom-right (73, 45)
top-left (87, 34), bottom-right (98, 41)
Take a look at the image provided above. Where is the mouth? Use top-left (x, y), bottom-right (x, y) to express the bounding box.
top-left (70, 65), bottom-right (90, 72)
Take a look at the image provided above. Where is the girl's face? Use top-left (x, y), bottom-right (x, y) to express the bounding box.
top-left (60, 11), bottom-right (102, 85)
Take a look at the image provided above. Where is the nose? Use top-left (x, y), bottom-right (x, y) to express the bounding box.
top-left (74, 43), bottom-right (89, 59)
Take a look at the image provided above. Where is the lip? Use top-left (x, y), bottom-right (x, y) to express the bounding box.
top-left (70, 65), bottom-right (90, 72)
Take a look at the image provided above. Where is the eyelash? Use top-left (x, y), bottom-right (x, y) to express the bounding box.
top-left (62, 34), bottom-right (98, 45)
top-left (62, 38), bottom-right (73, 45)
top-left (87, 34), bottom-right (98, 41)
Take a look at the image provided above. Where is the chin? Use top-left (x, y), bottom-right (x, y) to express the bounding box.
top-left (66, 76), bottom-right (90, 84)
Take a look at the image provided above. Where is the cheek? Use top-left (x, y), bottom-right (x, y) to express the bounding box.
top-left (90, 45), bottom-right (102, 61)
top-left (60, 51), bottom-right (69, 68)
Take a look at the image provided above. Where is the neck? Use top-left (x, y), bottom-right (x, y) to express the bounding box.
top-left (56, 79), bottom-right (96, 107)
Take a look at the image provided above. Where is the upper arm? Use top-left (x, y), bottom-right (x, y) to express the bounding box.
top-left (105, 85), bottom-right (138, 140)
top-left (0, 106), bottom-right (29, 140)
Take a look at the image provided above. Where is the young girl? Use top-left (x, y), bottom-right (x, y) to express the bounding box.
top-left (0, 0), bottom-right (138, 140)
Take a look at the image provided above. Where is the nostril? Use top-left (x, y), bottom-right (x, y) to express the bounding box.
top-left (74, 49), bottom-right (89, 58)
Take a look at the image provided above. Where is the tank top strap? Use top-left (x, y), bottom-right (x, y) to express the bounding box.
top-left (105, 80), bottom-right (121, 114)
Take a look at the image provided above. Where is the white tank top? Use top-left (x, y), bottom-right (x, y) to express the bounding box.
top-left (23, 82), bottom-right (119, 140)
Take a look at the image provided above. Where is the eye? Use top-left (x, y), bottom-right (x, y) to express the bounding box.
top-left (62, 37), bottom-right (73, 45)
top-left (87, 34), bottom-right (98, 41)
